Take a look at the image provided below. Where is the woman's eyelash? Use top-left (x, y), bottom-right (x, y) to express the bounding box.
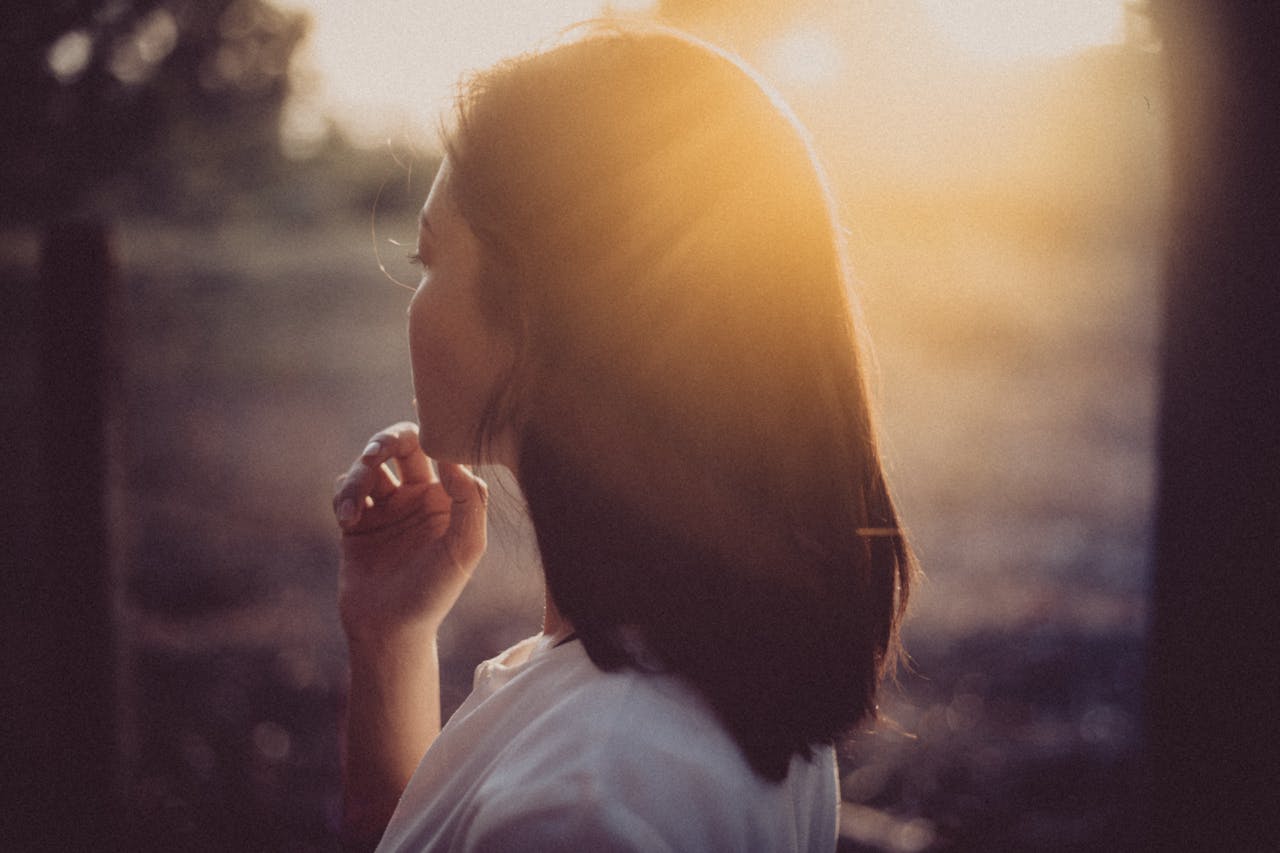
top-left (406, 251), bottom-right (426, 267)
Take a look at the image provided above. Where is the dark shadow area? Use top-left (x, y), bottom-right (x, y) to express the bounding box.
top-left (1143, 1), bottom-right (1280, 850)
top-left (841, 627), bottom-right (1145, 852)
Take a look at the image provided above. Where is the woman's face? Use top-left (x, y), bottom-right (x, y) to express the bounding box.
top-left (408, 159), bottom-right (516, 466)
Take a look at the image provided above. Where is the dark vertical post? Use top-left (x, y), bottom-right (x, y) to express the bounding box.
top-left (14, 221), bottom-right (122, 849)
top-left (1146, 2), bottom-right (1280, 850)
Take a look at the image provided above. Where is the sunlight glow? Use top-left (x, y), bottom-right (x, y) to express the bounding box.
top-left (761, 26), bottom-right (844, 88)
top-left (281, 0), bottom-right (643, 148)
top-left (603, 0), bottom-right (657, 12)
top-left (918, 0), bottom-right (1125, 64)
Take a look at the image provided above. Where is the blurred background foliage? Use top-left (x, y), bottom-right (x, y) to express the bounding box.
top-left (0, 0), bottom-right (412, 225)
top-left (2, 1), bottom-right (1175, 850)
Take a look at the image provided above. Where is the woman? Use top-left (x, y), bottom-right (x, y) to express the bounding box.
top-left (332, 22), bottom-right (912, 852)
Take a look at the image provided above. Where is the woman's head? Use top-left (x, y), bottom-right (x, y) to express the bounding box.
top-left (443, 24), bottom-right (855, 456)
top-left (429, 22), bottom-right (912, 780)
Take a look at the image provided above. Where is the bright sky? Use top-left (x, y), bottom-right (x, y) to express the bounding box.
top-left (281, 0), bottom-right (655, 152)
top-left (279, 0), bottom-right (1127, 153)
top-left (918, 0), bottom-right (1126, 66)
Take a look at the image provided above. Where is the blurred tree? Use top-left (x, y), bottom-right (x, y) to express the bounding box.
top-left (1146, 0), bottom-right (1280, 850)
top-left (1, 3), bottom-right (306, 850)
top-left (0, 0), bottom-right (308, 224)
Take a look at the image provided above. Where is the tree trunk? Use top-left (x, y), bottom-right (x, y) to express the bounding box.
top-left (1145, 2), bottom-right (1280, 850)
top-left (5, 221), bottom-right (122, 850)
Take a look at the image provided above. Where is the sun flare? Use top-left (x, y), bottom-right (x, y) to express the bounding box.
top-left (918, 0), bottom-right (1126, 64)
top-left (761, 26), bottom-right (843, 88)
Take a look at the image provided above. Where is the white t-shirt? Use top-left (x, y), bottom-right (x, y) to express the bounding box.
top-left (376, 634), bottom-right (839, 852)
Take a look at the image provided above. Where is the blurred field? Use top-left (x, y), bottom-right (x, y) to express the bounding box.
top-left (92, 177), bottom-right (1161, 849)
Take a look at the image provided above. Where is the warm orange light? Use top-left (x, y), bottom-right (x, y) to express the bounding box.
top-left (761, 26), bottom-right (843, 88)
top-left (918, 0), bottom-right (1125, 64)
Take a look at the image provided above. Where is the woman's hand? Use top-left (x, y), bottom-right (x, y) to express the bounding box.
top-left (333, 422), bottom-right (489, 644)
top-left (335, 422), bottom-right (484, 843)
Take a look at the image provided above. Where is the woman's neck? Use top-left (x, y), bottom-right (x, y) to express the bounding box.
top-left (541, 587), bottom-right (573, 642)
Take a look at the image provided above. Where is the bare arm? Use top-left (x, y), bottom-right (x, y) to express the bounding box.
top-left (332, 422), bottom-right (489, 849)
top-left (340, 633), bottom-right (440, 848)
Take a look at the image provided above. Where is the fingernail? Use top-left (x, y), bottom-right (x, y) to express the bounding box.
top-left (337, 499), bottom-right (356, 523)
top-left (361, 442), bottom-right (381, 458)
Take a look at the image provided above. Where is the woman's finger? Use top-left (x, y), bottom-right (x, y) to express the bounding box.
top-left (334, 422), bottom-right (439, 528)
top-left (364, 422), bottom-right (436, 485)
top-left (369, 461), bottom-right (399, 501)
top-left (333, 457), bottom-right (381, 528)
top-left (396, 446), bottom-right (436, 485)
top-left (436, 462), bottom-right (489, 565)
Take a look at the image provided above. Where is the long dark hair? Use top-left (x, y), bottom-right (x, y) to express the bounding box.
top-left (444, 23), bottom-right (912, 782)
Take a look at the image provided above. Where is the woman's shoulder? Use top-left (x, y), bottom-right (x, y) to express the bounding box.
top-left (457, 639), bottom-right (838, 851)
top-left (499, 637), bottom-right (746, 775)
